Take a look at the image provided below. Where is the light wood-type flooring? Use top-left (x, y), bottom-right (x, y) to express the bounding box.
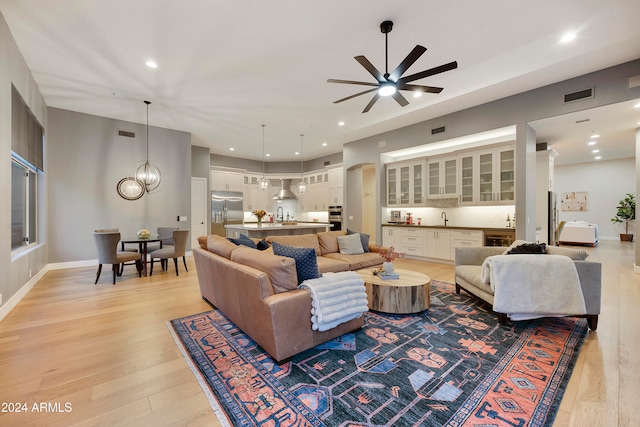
top-left (0, 240), bottom-right (638, 426)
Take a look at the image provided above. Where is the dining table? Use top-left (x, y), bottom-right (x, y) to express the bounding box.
top-left (120, 235), bottom-right (162, 277)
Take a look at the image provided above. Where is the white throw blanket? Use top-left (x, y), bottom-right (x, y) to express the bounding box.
top-left (484, 254), bottom-right (586, 321)
top-left (298, 271), bottom-right (368, 331)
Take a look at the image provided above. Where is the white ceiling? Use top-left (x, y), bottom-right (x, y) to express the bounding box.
top-left (1, 0), bottom-right (640, 164)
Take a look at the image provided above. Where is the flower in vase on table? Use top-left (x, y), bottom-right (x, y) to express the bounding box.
top-left (136, 229), bottom-right (151, 239)
top-left (380, 246), bottom-right (404, 262)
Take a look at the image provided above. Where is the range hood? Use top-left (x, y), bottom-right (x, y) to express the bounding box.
top-left (273, 179), bottom-right (297, 200)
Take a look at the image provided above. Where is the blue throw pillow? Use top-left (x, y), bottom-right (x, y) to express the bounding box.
top-left (227, 235), bottom-right (257, 249)
top-left (256, 239), bottom-right (270, 251)
top-left (272, 241), bottom-right (321, 284)
top-left (347, 228), bottom-right (370, 252)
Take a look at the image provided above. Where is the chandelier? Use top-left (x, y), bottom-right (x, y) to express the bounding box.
top-left (296, 134), bottom-right (306, 194)
top-left (135, 100), bottom-right (162, 193)
top-left (258, 124), bottom-right (271, 191)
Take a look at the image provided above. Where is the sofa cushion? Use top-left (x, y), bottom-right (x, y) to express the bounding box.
top-left (316, 256), bottom-right (350, 273)
top-left (230, 245), bottom-right (298, 293)
top-left (455, 265), bottom-right (494, 295)
top-left (267, 234), bottom-right (321, 256)
top-left (206, 234), bottom-right (238, 259)
top-left (347, 228), bottom-right (370, 252)
top-left (323, 252), bottom-right (382, 270)
top-left (337, 233), bottom-right (365, 255)
top-left (272, 242), bottom-right (322, 284)
top-left (317, 230), bottom-right (347, 255)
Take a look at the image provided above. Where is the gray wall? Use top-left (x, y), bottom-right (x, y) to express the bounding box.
top-left (1, 13), bottom-right (48, 309)
top-left (211, 152), bottom-right (343, 173)
top-left (342, 59), bottom-right (640, 243)
top-left (47, 108), bottom-right (192, 263)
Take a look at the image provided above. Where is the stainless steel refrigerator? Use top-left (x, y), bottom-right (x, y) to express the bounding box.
top-left (211, 191), bottom-right (244, 237)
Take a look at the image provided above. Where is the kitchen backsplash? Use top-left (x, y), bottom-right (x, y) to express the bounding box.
top-left (382, 205), bottom-right (516, 229)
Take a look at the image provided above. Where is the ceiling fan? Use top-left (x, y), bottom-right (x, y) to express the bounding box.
top-left (328, 20), bottom-right (458, 113)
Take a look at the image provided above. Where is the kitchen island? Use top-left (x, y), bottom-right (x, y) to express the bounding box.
top-left (226, 222), bottom-right (332, 238)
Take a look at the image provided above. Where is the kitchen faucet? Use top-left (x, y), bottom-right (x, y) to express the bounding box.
top-left (276, 206), bottom-right (283, 222)
top-left (441, 211), bottom-right (448, 226)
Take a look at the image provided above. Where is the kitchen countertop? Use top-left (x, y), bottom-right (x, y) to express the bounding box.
top-left (226, 222), bottom-right (332, 230)
top-left (382, 223), bottom-right (515, 232)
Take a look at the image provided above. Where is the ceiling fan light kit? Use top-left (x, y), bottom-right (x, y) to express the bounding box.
top-left (328, 20), bottom-right (458, 113)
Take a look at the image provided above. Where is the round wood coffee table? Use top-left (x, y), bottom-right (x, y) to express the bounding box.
top-left (356, 268), bottom-right (431, 314)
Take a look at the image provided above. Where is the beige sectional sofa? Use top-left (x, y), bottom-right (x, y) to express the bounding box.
top-left (193, 230), bottom-right (384, 363)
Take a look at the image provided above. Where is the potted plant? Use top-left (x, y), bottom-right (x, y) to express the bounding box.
top-left (610, 193), bottom-right (635, 242)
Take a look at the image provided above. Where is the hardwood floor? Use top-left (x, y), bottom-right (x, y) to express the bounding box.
top-left (0, 241), bottom-right (638, 426)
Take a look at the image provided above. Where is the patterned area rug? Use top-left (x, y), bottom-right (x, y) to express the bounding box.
top-left (168, 280), bottom-right (587, 426)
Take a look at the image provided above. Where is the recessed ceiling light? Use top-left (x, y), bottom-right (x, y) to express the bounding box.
top-left (338, 121), bottom-right (345, 126)
top-left (592, 149), bottom-right (600, 153)
top-left (145, 60), bottom-right (158, 68)
top-left (587, 141), bottom-right (597, 146)
top-left (590, 133), bottom-right (600, 138)
top-left (594, 156), bottom-right (602, 160)
top-left (413, 91), bottom-right (423, 98)
top-left (266, 153), bottom-right (271, 157)
top-left (634, 102), bottom-right (640, 109)
top-left (229, 147), bottom-right (234, 151)
top-left (560, 32), bottom-right (576, 43)
top-left (294, 151), bottom-right (300, 155)
top-left (322, 142), bottom-right (328, 146)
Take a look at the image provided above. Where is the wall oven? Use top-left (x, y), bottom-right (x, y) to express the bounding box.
top-left (328, 205), bottom-right (342, 231)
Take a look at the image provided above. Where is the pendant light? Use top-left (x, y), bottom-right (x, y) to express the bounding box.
top-left (257, 124), bottom-right (271, 191)
top-left (296, 134), bottom-right (307, 194)
top-left (135, 100), bottom-right (162, 193)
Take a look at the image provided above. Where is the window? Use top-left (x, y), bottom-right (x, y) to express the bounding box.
top-left (11, 155), bottom-right (38, 251)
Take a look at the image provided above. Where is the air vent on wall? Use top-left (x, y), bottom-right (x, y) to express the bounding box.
top-left (324, 161), bottom-right (331, 166)
top-left (431, 126), bottom-right (446, 135)
top-left (564, 87), bottom-right (594, 103)
top-left (118, 130), bottom-right (136, 138)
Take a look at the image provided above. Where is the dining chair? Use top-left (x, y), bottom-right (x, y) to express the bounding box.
top-left (149, 229), bottom-right (190, 276)
top-left (146, 227), bottom-right (178, 268)
top-left (92, 231), bottom-right (143, 284)
top-left (95, 228), bottom-right (138, 274)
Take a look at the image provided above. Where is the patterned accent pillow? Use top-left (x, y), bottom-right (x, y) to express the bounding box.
top-left (272, 241), bottom-right (321, 284)
top-left (347, 228), bottom-right (370, 252)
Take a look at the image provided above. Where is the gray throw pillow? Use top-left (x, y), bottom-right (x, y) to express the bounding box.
top-left (337, 233), bottom-right (365, 255)
top-left (347, 228), bottom-right (370, 252)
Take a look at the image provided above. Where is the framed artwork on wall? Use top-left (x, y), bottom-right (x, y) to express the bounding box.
top-left (561, 191), bottom-right (588, 211)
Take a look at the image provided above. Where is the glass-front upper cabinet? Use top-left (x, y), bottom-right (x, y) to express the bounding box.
top-left (386, 160), bottom-right (425, 206)
top-left (459, 154), bottom-right (474, 203)
top-left (470, 145), bottom-right (515, 205)
top-left (426, 156), bottom-right (457, 199)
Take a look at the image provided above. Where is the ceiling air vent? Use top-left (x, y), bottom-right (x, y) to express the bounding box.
top-left (118, 130), bottom-right (136, 138)
top-left (563, 87), bottom-right (594, 103)
top-left (431, 126), bottom-right (446, 135)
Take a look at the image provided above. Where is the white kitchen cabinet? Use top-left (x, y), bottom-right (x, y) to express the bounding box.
top-left (210, 170), bottom-right (244, 192)
top-left (382, 226), bottom-right (402, 249)
top-left (427, 156), bottom-right (457, 199)
top-left (401, 227), bottom-right (426, 257)
top-left (328, 167), bottom-right (343, 206)
top-left (476, 146), bottom-right (515, 205)
top-left (450, 230), bottom-right (483, 259)
top-left (458, 154), bottom-right (474, 204)
top-left (425, 228), bottom-right (452, 260)
top-left (386, 160), bottom-right (424, 206)
top-left (244, 182), bottom-right (270, 212)
top-left (299, 178), bottom-right (328, 211)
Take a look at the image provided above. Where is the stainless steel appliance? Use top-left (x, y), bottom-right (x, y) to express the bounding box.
top-left (389, 210), bottom-right (403, 223)
top-left (328, 205), bottom-right (342, 231)
top-left (211, 191), bottom-right (244, 236)
top-left (484, 230), bottom-right (515, 246)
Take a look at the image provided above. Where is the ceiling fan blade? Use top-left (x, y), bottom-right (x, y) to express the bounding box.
top-left (391, 91), bottom-right (409, 107)
top-left (333, 88), bottom-right (378, 104)
top-left (362, 93), bottom-right (381, 113)
top-left (355, 55), bottom-right (385, 82)
top-left (327, 78), bottom-right (378, 87)
top-left (398, 61), bottom-right (458, 84)
top-left (397, 83), bottom-right (443, 93)
top-left (389, 45), bottom-right (427, 81)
